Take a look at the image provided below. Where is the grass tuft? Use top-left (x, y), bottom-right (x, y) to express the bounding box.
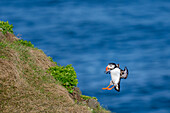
top-left (81, 95), bottom-right (97, 101)
top-left (0, 21), bottom-right (13, 34)
top-left (15, 39), bottom-right (34, 48)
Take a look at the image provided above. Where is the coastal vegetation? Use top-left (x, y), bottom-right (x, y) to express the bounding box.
top-left (0, 21), bottom-right (13, 34)
top-left (0, 21), bottom-right (110, 113)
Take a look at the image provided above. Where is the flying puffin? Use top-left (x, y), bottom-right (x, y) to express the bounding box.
top-left (102, 63), bottom-right (128, 92)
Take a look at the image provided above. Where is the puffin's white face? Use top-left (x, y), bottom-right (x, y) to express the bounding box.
top-left (106, 63), bottom-right (116, 71)
top-left (108, 64), bottom-right (115, 69)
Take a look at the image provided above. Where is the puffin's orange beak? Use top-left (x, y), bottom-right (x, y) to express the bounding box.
top-left (106, 66), bottom-right (109, 71)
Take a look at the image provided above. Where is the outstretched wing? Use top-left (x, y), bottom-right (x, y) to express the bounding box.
top-left (120, 67), bottom-right (128, 79)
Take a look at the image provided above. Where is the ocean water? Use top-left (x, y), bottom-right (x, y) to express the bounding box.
top-left (1, 0), bottom-right (170, 113)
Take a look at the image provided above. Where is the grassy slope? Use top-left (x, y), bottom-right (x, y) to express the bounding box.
top-left (0, 32), bottom-right (110, 113)
top-left (0, 32), bottom-right (92, 113)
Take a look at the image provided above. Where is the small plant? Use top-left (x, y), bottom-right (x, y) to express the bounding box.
top-left (0, 21), bottom-right (13, 34)
top-left (0, 56), bottom-right (6, 59)
top-left (0, 42), bottom-right (7, 48)
top-left (15, 39), bottom-right (34, 48)
top-left (48, 56), bottom-right (54, 62)
top-left (80, 95), bottom-right (97, 101)
top-left (48, 64), bottom-right (78, 93)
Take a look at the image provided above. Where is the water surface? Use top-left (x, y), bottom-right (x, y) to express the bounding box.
top-left (1, 0), bottom-right (170, 112)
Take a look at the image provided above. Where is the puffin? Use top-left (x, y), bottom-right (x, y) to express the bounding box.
top-left (102, 63), bottom-right (128, 92)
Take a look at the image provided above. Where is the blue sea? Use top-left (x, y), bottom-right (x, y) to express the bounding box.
top-left (1, 0), bottom-right (170, 113)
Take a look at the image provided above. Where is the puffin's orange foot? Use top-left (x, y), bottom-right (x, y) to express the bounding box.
top-left (102, 87), bottom-right (108, 90)
top-left (107, 86), bottom-right (114, 90)
top-left (107, 88), bottom-right (113, 90)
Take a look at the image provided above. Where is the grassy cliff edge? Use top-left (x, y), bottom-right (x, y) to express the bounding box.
top-left (0, 22), bottom-right (110, 113)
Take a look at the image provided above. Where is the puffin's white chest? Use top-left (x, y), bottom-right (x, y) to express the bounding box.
top-left (110, 68), bottom-right (121, 85)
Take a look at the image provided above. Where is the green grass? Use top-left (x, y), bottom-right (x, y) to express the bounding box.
top-left (48, 56), bottom-right (54, 62)
top-left (81, 95), bottom-right (97, 101)
top-left (0, 42), bottom-right (8, 60)
top-left (47, 64), bottom-right (78, 93)
top-left (0, 21), bottom-right (13, 34)
top-left (15, 39), bottom-right (34, 48)
top-left (0, 42), bottom-right (7, 48)
top-left (0, 56), bottom-right (6, 59)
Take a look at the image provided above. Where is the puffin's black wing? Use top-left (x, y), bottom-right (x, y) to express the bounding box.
top-left (120, 67), bottom-right (128, 79)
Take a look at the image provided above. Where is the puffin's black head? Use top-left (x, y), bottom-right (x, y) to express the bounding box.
top-left (105, 63), bottom-right (119, 72)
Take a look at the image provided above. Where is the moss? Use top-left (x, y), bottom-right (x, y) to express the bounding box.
top-left (81, 95), bottom-right (97, 101)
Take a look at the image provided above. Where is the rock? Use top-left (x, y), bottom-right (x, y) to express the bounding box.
top-left (74, 87), bottom-right (82, 95)
top-left (87, 99), bottom-right (100, 109)
top-left (69, 87), bottom-right (82, 102)
top-left (81, 101), bottom-right (87, 105)
top-left (70, 87), bottom-right (100, 109)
